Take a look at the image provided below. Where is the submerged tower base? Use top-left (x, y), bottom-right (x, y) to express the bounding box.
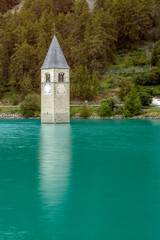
top-left (41, 113), bottom-right (70, 124)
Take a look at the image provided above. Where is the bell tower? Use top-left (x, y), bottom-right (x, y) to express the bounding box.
top-left (41, 35), bottom-right (70, 124)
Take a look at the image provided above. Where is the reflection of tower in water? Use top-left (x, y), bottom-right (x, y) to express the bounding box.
top-left (39, 124), bottom-right (72, 208)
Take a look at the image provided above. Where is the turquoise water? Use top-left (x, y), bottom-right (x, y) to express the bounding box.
top-left (0, 119), bottom-right (160, 240)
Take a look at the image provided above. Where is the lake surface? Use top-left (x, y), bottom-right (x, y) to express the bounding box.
top-left (0, 119), bottom-right (160, 240)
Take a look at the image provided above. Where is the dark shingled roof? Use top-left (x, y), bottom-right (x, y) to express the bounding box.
top-left (41, 35), bottom-right (69, 70)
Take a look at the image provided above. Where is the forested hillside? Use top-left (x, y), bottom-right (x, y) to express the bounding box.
top-left (0, 0), bottom-right (20, 13)
top-left (0, 0), bottom-right (160, 104)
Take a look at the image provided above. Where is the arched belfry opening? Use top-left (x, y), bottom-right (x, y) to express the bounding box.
top-left (45, 73), bottom-right (50, 82)
top-left (58, 72), bottom-right (64, 83)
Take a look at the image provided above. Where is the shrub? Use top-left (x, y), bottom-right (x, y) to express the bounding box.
top-left (101, 97), bottom-right (116, 111)
top-left (70, 107), bottom-right (81, 118)
top-left (107, 83), bottom-right (115, 89)
top-left (99, 102), bottom-right (113, 117)
top-left (138, 92), bottom-right (152, 106)
top-left (124, 56), bottom-right (133, 68)
top-left (20, 94), bottom-right (40, 118)
top-left (123, 88), bottom-right (142, 117)
top-left (115, 107), bottom-right (124, 115)
top-left (118, 77), bottom-right (134, 101)
top-left (134, 72), bottom-right (149, 86)
top-left (34, 112), bottom-right (40, 118)
top-left (148, 67), bottom-right (160, 85)
top-left (151, 40), bottom-right (160, 67)
top-left (137, 86), bottom-right (160, 96)
top-left (11, 95), bottom-right (18, 106)
top-left (152, 88), bottom-right (160, 96)
top-left (80, 103), bottom-right (91, 119)
top-left (133, 56), bottom-right (147, 66)
top-left (72, 65), bottom-right (99, 100)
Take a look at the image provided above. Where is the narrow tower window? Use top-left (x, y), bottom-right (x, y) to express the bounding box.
top-left (45, 73), bottom-right (50, 82)
top-left (58, 73), bottom-right (64, 83)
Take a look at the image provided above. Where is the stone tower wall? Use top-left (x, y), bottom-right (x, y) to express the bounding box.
top-left (54, 69), bottom-right (70, 123)
top-left (41, 69), bottom-right (70, 124)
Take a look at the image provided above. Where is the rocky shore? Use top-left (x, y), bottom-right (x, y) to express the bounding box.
top-left (0, 114), bottom-right (40, 120)
top-left (71, 116), bottom-right (160, 120)
top-left (1, 113), bottom-right (160, 120)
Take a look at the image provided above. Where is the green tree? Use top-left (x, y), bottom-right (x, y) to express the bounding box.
top-left (94, 0), bottom-right (106, 9)
top-left (20, 93), bottom-right (40, 118)
top-left (84, 7), bottom-right (117, 70)
top-left (148, 67), bottom-right (160, 85)
top-left (106, 0), bottom-right (154, 48)
top-left (23, 0), bottom-right (74, 16)
top-left (118, 77), bottom-right (134, 101)
top-left (0, 0), bottom-right (19, 13)
top-left (151, 41), bottom-right (160, 67)
top-left (0, 0), bottom-right (160, 103)
top-left (134, 72), bottom-right (149, 86)
top-left (101, 97), bottom-right (116, 111)
top-left (123, 88), bottom-right (142, 117)
top-left (99, 101), bottom-right (113, 117)
top-left (91, 72), bottom-right (99, 97)
top-left (10, 41), bottom-right (37, 90)
top-left (139, 92), bottom-right (152, 106)
top-left (0, 44), bottom-right (6, 97)
top-left (68, 0), bottom-right (91, 67)
top-left (72, 65), bottom-right (98, 100)
top-left (80, 103), bottom-right (91, 118)
top-left (20, 74), bottom-right (33, 96)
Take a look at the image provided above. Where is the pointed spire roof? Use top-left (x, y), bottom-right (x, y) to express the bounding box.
top-left (41, 35), bottom-right (70, 70)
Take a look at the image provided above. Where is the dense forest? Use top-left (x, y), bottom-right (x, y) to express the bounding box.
top-left (0, 0), bottom-right (20, 13)
top-left (0, 0), bottom-right (160, 103)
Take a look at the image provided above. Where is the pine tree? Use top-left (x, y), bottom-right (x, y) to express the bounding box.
top-left (107, 0), bottom-right (154, 48)
top-left (20, 74), bottom-right (33, 96)
top-left (85, 7), bottom-right (117, 70)
top-left (69, 0), bottom-right (90, 67)
top-left (123, 88), bottom-right (142, 117)
top-left (0, 0), bottom-right (160, 101)
top-left (94, 0), bottom-right (106, 9)
top-left (0, 0), bottom-right (19, 13)
top-left (118, 77), bottom-right (134, 101)
top-left (10, 41), bottom-right (37, 90)
top-left (0, 44), bottom-right (6, 97)
top-left (151, 40), bottom-right (160, 66)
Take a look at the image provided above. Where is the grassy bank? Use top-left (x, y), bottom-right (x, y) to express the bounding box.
top-left (70, 106), bottom-right (160, 119)
top-left (0, 107), bottom-right (19, 114)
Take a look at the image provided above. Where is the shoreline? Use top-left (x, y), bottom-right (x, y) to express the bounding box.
top-left (0, 114), bottom-right (160, 120)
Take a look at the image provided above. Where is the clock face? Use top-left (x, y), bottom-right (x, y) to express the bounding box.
top-left (57, 83), bottom-right (66, 95)
top-left (44, 83), bottom-right (51, 95)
